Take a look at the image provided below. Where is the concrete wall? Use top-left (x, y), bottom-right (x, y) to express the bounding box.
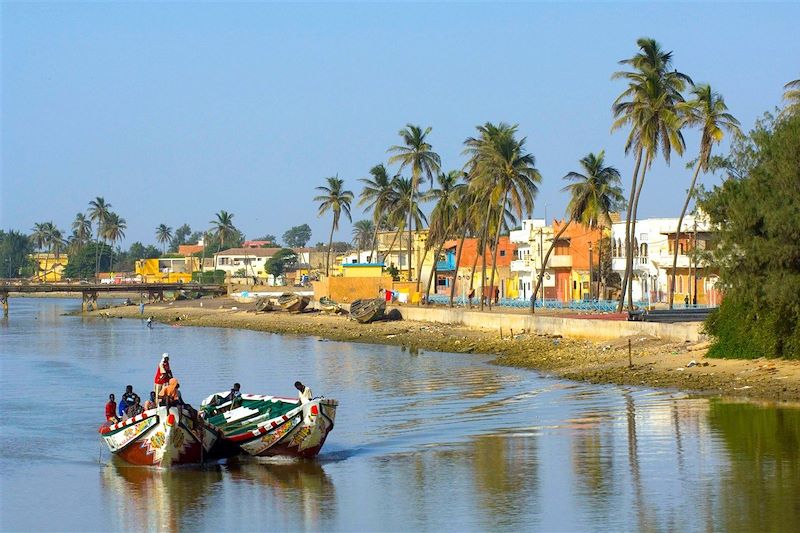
top-left (313, 276), bottom-right (394, 303)
top-left (389, 306), bottom-right (705, 342)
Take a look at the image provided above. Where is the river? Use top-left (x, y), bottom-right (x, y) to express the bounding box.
top-left (1, 298), bottom-right (798, 532)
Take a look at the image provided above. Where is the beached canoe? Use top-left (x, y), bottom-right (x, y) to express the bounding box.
top-left (319, 296), bottom-right (342, 314)
top-left (200, 393), bottom-right (338, 458)
top-left (99, 405), bottom-right (219, 467)
top-left (278, 293), bottom-right (310, 313)
top-left (349, 298), bottom-right (385, 323)
top-left (255, 297), bottom-right (277, 312)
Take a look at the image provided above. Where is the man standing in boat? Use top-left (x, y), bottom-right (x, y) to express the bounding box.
top-left (154, 353), bottom-right (173, 405)
top-left (295, 381), bottom-right (313, 404)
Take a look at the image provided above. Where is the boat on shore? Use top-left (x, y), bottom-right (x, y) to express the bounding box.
top-left (278, 293), bottom-right (310, 313)
top-left (349, 298), bottom-right (386, 323)
top-left (99, 405), bottom-right (220, 467)
top-left (200, 393), bottom-right (338, 458)
top-left (255, 297), bottom-right (277, 312)
top-left (318, 296), bottom-right (342, 314)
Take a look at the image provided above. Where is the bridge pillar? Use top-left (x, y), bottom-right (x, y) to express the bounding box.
top-left (82, 291), bottom-right (99, 312)
top-left (1, 291), bottom-right (8, 316)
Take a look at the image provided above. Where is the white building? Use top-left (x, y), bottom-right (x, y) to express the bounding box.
top-left (213, 247), bottom-right (281, 279)
top-left (509, 219), bottom-right (559, 300)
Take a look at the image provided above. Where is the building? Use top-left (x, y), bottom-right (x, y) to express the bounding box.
top-left (30, 253), bottom-right (68, 282)
top-left (241, 240), bottom-right (277, 249)
top-left (213, 247), bottom-right (281, 280)
top-left (611, 213), bottom-right (720, 306)
top-left (436, 236), bottom-right (517, 299)
top-left (135, 257), bottom-right (198, 283)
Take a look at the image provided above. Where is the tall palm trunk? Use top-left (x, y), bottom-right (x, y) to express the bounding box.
top-left (384, 222), bottom-right (405, 271)
top-left (669, 159), bottom-right (702, 309)
top-left (487, 190), bottom-right (508, 310)
top-left (325, 220), bottom-right (335, 277)
top-left (449, 220), bottom-right (469, 307)
top-left (626, 154), bottom-right (650, 310)
top-left (425, 239), bottom-right (447, 303)
top-left (415, 246), bottom-right (430, 297)
top-left (370, 218), bottom-right (380, 263)
top-left (478, 203), bottom-right (493, 311)
top-left (407, 190), bottom-right (414, 282)
top-left (531, 221), bottom-right (571, 313)
top-left (617, 147), bottom-right (643, 312)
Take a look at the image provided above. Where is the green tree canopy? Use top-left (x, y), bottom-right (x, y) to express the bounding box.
top-left (64, 242), bottom-right (112, 279)
top-left (282, 224), bottom-right (312, 248)
top-left (265, 248), bottom-right (298, 278)
top-left (0, 230), bottom-right (34, 278)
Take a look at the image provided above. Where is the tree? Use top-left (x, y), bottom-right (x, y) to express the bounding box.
top-left (351, 220), bottom-right (374, 260)
top-left (64, 242), bottom-right (112, 279)
top-left (253, 234), bottom-right (279, 246)
top-left (358, 164), bottom-right (398, 262)
top-left (387, 176), bottom-right (427, 278)
top-left (128, 242), bottom-right (160, 260)
top-left (155, 224), bottom-right (173, 255)
top-left (88, 197), bottom-right (112, 278)
top-left (783, 76), bottom-right (800, 114)
top-left (668, 84), bottom-right (741, 308)
top-left (169, 224), bottom-right (192, 252)
top-left (282, 224), bottom-right (312, 248)
top-left (103, 213), bottom-right (126, 270)
top-left (612, 37), bottom-right (691, 311)
top-left (210, 211), bottom-right (237, 252)
top-left (701, 111), bottom-right (800, 359)
top-left (314, 176), bottom-right (353, 276)
top-left (0, 230), bottom-right (34, 278)
top-left (532, 151), bottom-right (624, 312)
top-left (388, 124), bottom-right (441, 281)
top-left (423, 170), bottom-right (466, 300)
top-left (265, 248), bottom-right (298, 279)
top-left (71, 213), bottom-right (92, 249)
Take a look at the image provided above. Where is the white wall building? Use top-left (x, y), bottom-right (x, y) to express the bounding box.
top-left (509, 219), bottom-right (557, 300)
top-left (213, 247), bottom-right (280, 279)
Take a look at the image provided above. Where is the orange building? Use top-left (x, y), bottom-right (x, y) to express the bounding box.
top-left (551, 220), bottom-right (605, 301)
top-left (436, 236), bottom-right (517, 298)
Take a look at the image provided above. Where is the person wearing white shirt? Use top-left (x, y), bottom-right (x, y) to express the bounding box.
top-left (294, 381), bottom-right (313, 404)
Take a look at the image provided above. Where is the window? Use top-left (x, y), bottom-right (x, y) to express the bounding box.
top-left (500, 250), bottom-right (506, 257)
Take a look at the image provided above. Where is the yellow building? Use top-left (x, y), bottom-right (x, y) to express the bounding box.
top-left (342, 263), bottom-right (384, 278)
top-left (135, 257), bottom-right (198, 283)
top-left (31, 253), bottom-right (68, 282)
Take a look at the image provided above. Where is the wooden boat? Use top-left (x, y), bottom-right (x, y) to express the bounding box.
top-left (318, 296), bottom-right (342, 314)
top-left (349, 298), bottom-right (386, 323)
top-left (277, 293), bottom-right (310, 313)
top-left (255, 297), bottom-right (276, 312)
top-left (99, 405), bottom-right (219, 467)
top-left (200, 393), bottom-right (338, 458)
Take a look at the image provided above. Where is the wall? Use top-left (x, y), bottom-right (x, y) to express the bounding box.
top-left (313, 275), bottom-right (394, 303)
top-left (389, 306), bottom-right (705, 342)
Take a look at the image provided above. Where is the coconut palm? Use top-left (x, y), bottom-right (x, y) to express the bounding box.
top-left (88, 197), bottom-right (112, 279)
top-left (465, 123), bottom-right (541, 310)
top-left (668, 84), bottom-right (740, 308)
top-left (782, 77), bottom-right (800, 114)
top-left (351, 220), bottom-right (374, 260)
top-left (103, 213), bottom-right (126, 270)
top-left (155, 224), bottom-right (174, 256)
top-left (209, 211), bottom-right (236, 252)
top-left (314, 176), bottom-right (354, 276)
top-left (532, 151), bottom-right (625, 312)
top-left (422, 171), bottom-right (467, 300)
top-left (612, 37), bottom-right (691, 311)
top-left (30, 223), bottom-right (48, 252)
top-left (384, 177), bottom-right (427, 277)
top-left (358, 164), bottom-right (398, 262)
top-left (71, 213), bottom-right (92, 248)
top-left (387, 124), bottom-right (441, 281)
top-left (448, 185), bottom-right (481, 307)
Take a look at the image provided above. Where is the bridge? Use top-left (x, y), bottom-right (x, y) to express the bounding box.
top-left (0, 281), bottom-right (226, 315)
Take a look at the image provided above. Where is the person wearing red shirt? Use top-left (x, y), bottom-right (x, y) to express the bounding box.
top-left (154, 353), bottom-right (173, 404)
top-left (105, 394), bottom-right (119, 422)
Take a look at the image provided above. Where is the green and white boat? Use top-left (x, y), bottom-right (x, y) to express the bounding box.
top-left (200, 393), bottom-right (338, 458)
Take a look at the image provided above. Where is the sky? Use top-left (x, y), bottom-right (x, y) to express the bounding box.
top-left (2, 2), bottom-right (798, 248)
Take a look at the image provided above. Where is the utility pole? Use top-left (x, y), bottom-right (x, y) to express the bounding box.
top-left (589, 241), bottom-right (594, 301)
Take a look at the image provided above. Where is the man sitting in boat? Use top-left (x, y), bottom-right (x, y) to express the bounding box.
top-left (295, 381), bottom-right (313, 404)
top-left (125, 396), bottom-right (144, 419)
top-left (117, 385), bottom-right (140, 418)
top-left (143, 391), bottom-right (157, 411)
top-left (154, 353), bottom-right (173, 401)
top-left (105, 394), bottom-right (119, 423)
top-left (159, 377), bottom-right (180, 407)
top-left (208, 383), bottom-right (242, 408)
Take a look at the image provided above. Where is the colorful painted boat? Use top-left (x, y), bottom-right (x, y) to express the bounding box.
top-left (349, 298), bottom-right (385, 323)
top-left (200, 393), bottom-right (338, 458)
top-left (99, 405), bottom-right (219, 467)
top-left (278, 293), bottom-right (310, 313)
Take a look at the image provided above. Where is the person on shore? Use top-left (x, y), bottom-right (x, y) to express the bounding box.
top-left (295, 381), bottom-right (313, 405)
top-left (154, 353), bottom-right (173, 403)
top-left (105, 394), bottom-right (119, 423)
top-left (143, 391), bottom-right (157, 410)
top-left (684, 295), bottom-right (690, 308)
top-left (468, 288), bottom-right (475, 308)
top-left (139, 302), bottom-right (145, 315)
top-left (494, 287), bottom-right (500, 305)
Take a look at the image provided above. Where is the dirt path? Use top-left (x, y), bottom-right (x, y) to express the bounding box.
top-left (86, 298), bottom-right (800, 403)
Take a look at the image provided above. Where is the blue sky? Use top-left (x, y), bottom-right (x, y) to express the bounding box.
top-left (2, 2), bottom-right (798, 247)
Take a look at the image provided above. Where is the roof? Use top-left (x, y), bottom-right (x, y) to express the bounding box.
top-left (215, 247), bottom-right (281, 257)
top-left (178, 244), bottom-right (204, 255)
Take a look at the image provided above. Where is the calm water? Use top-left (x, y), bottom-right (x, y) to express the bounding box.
top-left (1, 299), bottom-right (798, 532)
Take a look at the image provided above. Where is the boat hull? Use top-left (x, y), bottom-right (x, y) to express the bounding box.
top-left (278, 294), bottom-right (310, 313)
top-left (350, 298), bottom-right (385, 323)
top-left (99, 406), bottom-right (218, 467)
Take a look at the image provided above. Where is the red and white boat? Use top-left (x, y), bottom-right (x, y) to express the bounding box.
top-left (200, 393), bottom-right (338, 458)
top-left (99, 405), bottom-right (219, 467)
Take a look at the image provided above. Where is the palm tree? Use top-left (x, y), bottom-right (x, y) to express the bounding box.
top-left (71, 213), bottom-right (92, 248)
top-left (351, 220), bottom-right (374, 260)
top-left (388, 124), bottom-right (441, 281)
top-left (465, 123), bottom-right (541, 310)
top-left (209, 211), bottom-right (236, 252)
top-left (532, 151), bottom-right (625, 312)
top-left (88, 197), bottom-right (112, 279)
top-left (612, 37), bottom-right (691, 311)
top-left (448, 185), bottom-right (480, 307)
top-left (423, 171), bottom-right (467, 300)
top-left (358, 164), bottom-right (398, 262)
top-left (103, 213), bottom-right (126, 270)
top-left (30, 223), bottom-right (48, 252)
top-left (384, 177), bottom-right (427, 277)
top-left (314, 176), bottom-right (354, 276)
top-left (783, 77), bottom-right (800, 113)
top-left (155, 224), bottom-right (174, 256)
top-left (668, 84), bottom-right (740, 308)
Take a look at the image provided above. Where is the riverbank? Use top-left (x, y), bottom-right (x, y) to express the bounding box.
top-left (85, 298), bottom-right (800, 402)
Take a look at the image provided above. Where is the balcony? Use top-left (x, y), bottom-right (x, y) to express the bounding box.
top-left (612, 255), bottom-right (650, 272)
top-left (549, 255), bottom-right (572, 268)
top-left (511, 259), bottom-right (533, 272)
top-left (435, 260), bottom-right (456, 272)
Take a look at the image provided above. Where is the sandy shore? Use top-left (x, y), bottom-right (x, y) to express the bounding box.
top-left (84, 297), bottom-right (800, 403)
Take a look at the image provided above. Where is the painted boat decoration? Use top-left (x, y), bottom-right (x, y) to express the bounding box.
top-left (200, 393), bottom-right (338, 458)
top-left (318, 296), bottom-right (342, 314)
top-left (278, 293), bottom-right (310, 313)
top-left (99, 405), bottom-right (219, 467)
top-left (349, 298), bottom-right (385, 323)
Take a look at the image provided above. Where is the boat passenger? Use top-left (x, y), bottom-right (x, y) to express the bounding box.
top-left (121, 385), bottom-right (140, 410)
top-left (143, 391), bottom-right (157, 411)
top-left (105, 394), bottom-right (119, 423)
top-left (294, 381), bottom-right (313, 405)
top-left (154, 353), bottom-right (173, 403)
top-left (126, 397), bottom-right (144, 418)
top-left (159, 377), bottom-right (180, 407)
